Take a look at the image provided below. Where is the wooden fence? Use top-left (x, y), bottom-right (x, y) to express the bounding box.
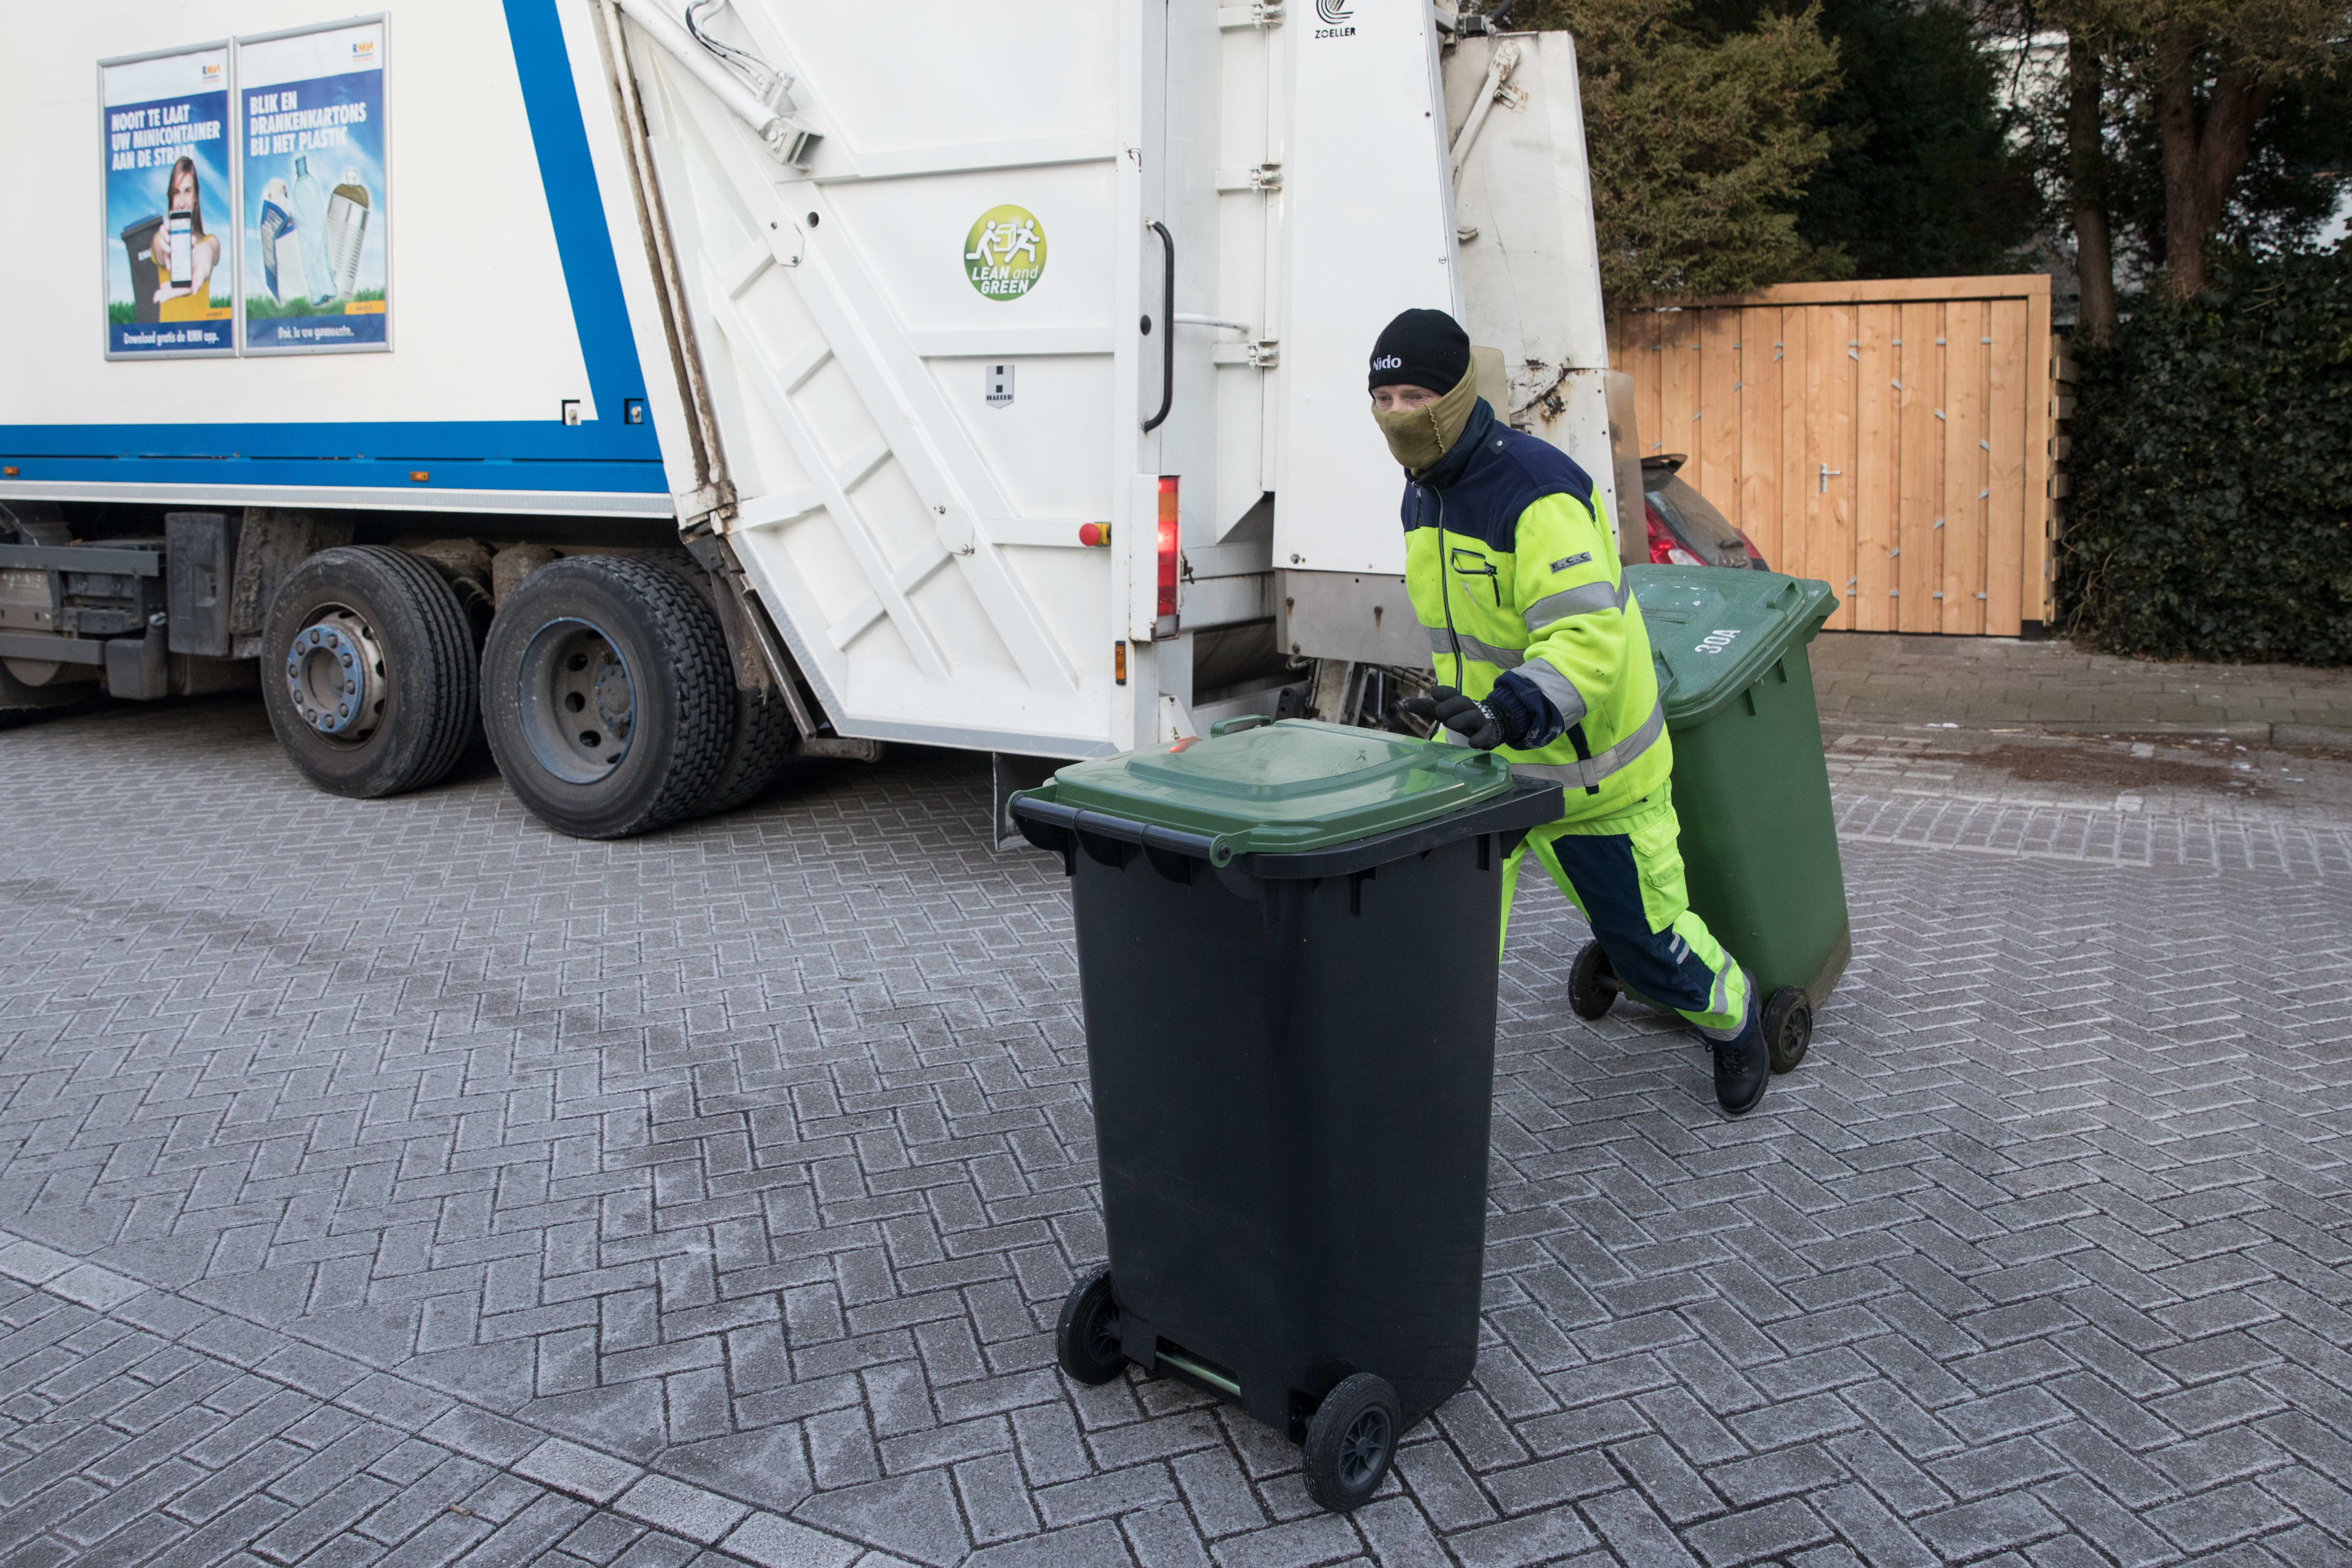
top-left (1608, 276), bottom-right (2059, 636)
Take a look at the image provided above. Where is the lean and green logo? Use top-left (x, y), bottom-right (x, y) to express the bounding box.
top-left (964, 206), bottom-right (1046, 300)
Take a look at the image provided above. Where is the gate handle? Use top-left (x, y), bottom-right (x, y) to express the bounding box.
top-left (1143, 220), bottom-right (1174, 432)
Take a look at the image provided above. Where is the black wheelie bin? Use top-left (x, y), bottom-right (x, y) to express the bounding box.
top-left (1010, 717), bottom-right (1561, 1512)
top-left (1564, 567), bottom-right (1850, 1073)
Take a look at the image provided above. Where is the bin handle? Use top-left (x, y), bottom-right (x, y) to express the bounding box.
top-left (1006, 792), bottom-right (1240, 867)
top-left (1210, 714), bottom-right (1272, 737)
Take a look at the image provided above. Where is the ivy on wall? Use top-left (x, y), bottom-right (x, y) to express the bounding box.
top-left (2060, 251), bottom-right (2352, 666)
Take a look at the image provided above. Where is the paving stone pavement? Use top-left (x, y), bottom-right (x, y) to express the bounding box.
top-left (1809, 634), bottom-right (2352, 738)
top-left (2, 695), bottom-right (2350, 1567)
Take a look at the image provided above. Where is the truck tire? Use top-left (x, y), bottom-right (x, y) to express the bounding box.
top-left (630, 551), bottom-right (801, 821)
top-left (262, 546), bottom-right (478, 798)
top-left (0, 658), bottom-right (98, 728)
top-left (481, 555), bottom-right (731, 839)
top-left (696, 684), bottom-right (799, 818)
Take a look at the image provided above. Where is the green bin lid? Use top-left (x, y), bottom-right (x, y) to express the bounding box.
top-left (1630, 566), bottom-right (1839, 728)
top-left (1030, 717), bottom-right (1516, 859)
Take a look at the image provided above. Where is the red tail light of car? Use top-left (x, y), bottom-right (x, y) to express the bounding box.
top-left (1646, 502), bottom-right (1704, 566)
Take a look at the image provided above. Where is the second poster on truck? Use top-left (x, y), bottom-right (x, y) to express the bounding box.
top-left (239, 19), bottom-right (388, 353)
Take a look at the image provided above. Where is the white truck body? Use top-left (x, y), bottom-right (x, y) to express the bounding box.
top-left (1, 0), bottom-right (1616, 766)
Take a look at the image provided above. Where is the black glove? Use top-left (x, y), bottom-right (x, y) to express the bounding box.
top-left (1401, 685), bottom-right (1506, 749)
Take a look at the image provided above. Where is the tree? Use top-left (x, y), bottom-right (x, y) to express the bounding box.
top-left (1519, 0), bottom-right (1844, 301)
top-left (2068, 33), bottom-right (2120, 341)
top-left (1774, 0), bottom-right (2041, 279)
top-left (2041, 0), bottom-right (2346, 303)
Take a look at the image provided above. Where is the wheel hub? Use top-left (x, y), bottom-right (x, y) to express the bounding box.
top-left (1337, 1408), bottom-right (1391, 1488)
top-left (284, 609), bottom-right (385, 741)
top-left (516, 617), bottom-right (636, 785)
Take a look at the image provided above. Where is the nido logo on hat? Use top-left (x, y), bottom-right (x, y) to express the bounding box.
top-left (1371, 355), bottom-right (1403, 371)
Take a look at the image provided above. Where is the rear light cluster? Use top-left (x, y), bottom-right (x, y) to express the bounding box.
top-left (1646, 502), bottom-right (1704, 567)
top-left (1155, 477), bottom-right (1180, 635)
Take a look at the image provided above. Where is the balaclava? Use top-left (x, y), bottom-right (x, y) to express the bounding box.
top-left (1367, 308), bottom-right (1477, 475)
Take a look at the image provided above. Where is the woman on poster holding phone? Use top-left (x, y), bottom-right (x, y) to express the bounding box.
top-left (153, 155), bottom-right (221, 305)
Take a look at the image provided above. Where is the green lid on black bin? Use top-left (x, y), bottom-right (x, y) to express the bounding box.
top-left (1036, 717), bottom-right (1516, 859)
top-left (1631, 566), bottom-right (1839, 729)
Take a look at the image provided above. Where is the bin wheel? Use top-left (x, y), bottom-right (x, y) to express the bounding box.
top-left (1054, 1266), bottom-right (1127, 1386)
top-left (1764, 987), bottom-right (1812, 1074)
top-left (1302, 1373), bottom-right (1400, 1512)
top-left (1568, 940), bottom-right (1619, 1020)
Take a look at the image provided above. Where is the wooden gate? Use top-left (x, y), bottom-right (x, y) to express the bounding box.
top-left (1608, 277), bottom-right (2057, 635)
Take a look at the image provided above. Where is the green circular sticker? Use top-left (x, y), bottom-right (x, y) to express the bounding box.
top-left (963, 205), bottom-right (1047, 301)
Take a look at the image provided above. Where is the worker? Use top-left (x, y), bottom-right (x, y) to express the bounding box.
top-left (1371, 308), bottom-right (1771, 1116)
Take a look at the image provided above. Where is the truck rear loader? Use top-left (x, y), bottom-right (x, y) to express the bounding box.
top-left (1, 0), bottom-right (1631, 840)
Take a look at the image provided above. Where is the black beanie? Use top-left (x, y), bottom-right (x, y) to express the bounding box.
top-left (1368, 308), bottom-right (1470, 394)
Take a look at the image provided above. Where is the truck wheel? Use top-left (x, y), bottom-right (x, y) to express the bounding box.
top-left (482, 556), bottom-right (731, 839)
top-left (696, 684), bottom-right (799, 818)
top-left (1302, 1373), bottom-right (1399, 1512)
top-left (0, 658), bottom-right (98, 726)
top-left (1054, 1266), bottom-right (1128, 1385)
top-left (262, 546), bottom-right (478, 798)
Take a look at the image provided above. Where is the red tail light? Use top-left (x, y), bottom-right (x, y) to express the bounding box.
top-left (1647, 501), bottom-right (1703, 567)
top-left (1155, 477), bottom-right (1180, 633)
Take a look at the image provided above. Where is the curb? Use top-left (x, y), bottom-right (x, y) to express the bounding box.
top-left (2274, 723), bottom-right (2352, 751)
top-left (2032, 720), bottom-right (2352, 750)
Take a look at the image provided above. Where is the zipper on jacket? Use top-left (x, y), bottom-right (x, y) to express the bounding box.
top-left (1427, 486), bottom-right (1464, 675)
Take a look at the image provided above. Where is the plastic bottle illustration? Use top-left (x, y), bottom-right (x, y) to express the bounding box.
top-left (323, 170), bottom-right (372, 304)
top-left (291, 155), bottom-right (334, 305)
top-left (257, 178), bottom-right (307, 304)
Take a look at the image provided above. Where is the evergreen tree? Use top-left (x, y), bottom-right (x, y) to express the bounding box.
top-left (1518, 0), bottom-right (1844, 301)
top-left (1785, 0), bottom-right (2040, 278)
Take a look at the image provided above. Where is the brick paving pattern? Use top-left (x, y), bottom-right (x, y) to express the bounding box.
top-left (1, 696), bottom-right (2348, 1566)
top-left (1809, 633), bottom-right (2352, 737)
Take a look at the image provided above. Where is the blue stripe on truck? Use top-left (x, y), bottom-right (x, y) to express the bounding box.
top-left (0, 0), bottom-right (666, 500)
top-left (502, 0), bottom-right (655, 444)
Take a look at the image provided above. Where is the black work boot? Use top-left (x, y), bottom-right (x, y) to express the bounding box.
top-left (1710, 984), bottom-right (1770, 1117)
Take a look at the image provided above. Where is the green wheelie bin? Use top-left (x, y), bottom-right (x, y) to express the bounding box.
top-left (1564, 566), bottom-right (1850, 1074)
top-left (1009, 718), bottom-right (1561, 1512)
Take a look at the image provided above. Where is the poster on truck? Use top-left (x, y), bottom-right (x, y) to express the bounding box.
top-left (237, 19), bottom-right (389, 354)
top-left (100, 44), bottom-right (235, 358)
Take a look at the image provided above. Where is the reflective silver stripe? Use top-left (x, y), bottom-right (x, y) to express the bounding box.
top-left (1422, 622), bottom-right (1526, 670)
top-left (1523, 578), bottom-right (1629, 630)
top-left (1517, 658), bottom-right (1586, 726)
top-left (1696, 971), bottom-right (1752, 1041)
top-left (1511, 698), bottom-right (1667, 792)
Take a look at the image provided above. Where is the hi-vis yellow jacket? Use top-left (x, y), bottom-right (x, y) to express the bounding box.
top-left (1401, 400), bottom-right (1670, 822)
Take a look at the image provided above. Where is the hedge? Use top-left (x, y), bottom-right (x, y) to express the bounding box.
top-left (2058, 251), bottom-right (2352, 666)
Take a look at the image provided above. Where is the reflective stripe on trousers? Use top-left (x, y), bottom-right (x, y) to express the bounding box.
top-left (1499, 782), bottom-right (1753, 1042)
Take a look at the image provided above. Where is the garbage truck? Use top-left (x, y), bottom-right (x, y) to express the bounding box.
top-left (0, 0), bottom-right (1634, 839)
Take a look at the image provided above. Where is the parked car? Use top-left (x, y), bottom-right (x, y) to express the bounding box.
top-left (1642, 454), bottom-right (1769, 570)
